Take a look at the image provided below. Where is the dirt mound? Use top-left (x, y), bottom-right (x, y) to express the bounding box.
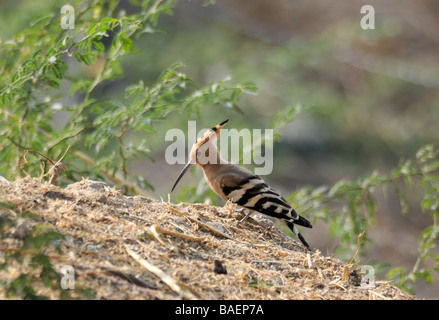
top-left (0, 177), bottom-right (412, 300)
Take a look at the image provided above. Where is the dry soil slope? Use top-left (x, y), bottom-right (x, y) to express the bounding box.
top-left (0, 177), bottom-right (412, 300)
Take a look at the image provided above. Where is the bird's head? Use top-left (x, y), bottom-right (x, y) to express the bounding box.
top-left (171, 119), bottom-right (229, 192)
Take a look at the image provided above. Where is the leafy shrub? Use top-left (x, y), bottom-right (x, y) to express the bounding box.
top-left (0, 202), bottom-right (68, 299)
top-left (0, 0), bottom-right (255, 193)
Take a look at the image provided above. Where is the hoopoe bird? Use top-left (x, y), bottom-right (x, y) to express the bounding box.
top-left (171, 119), bottom-right (312, 250)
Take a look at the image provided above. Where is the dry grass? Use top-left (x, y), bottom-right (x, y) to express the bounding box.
top-left (0, 177), bottom-right (413, 300)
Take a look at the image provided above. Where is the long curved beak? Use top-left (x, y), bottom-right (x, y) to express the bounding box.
top-left (171, 161), bottom-right (194, 192)
top-left (171, 119), bottom-right (229, 193)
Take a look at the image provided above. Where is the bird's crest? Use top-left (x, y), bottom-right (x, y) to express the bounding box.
top-left (194, 119), bottom-right (229, 149)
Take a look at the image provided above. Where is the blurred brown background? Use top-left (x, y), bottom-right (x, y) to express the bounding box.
top-left (130, 0), bottom-right (439, 298)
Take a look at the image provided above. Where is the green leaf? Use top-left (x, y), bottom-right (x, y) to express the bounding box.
top-left (73, 52), bottom-right (91, 65)
top-left (416, 144), bottom-right (435, 163)
top-left (240, 81), bottom-right (258, 95)
top-left (25, 228), bottom-right (65, 251)
top-left (69, 80), bottom-right (92, 97)
top-left (413, 269), bottom-right (433, 285)
top-left (395, 187), bottom-right (409, 216)
top-left (125, 80), bottom-right (145, 98)
top-left (92, 39), bottom-right (106, 52)
top-left (119, 33), bottom-right (133, 51)
top-left (268, 104), bottom-right (312, 132)
top-left (328, 180), bottom-right (347, 197)
top-left (386, 267), bottom-right (405, 280)
top-left (100, 17), bottom-right (119, 25)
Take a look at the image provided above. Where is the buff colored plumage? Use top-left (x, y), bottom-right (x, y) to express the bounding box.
top-left (171, 119), bottom-right (312, 249)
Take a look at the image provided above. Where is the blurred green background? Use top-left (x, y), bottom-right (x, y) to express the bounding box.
top-left (1, 0), bottom-right (438, 298)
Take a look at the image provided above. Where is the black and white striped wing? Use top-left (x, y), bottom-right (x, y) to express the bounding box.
top-left (220, 173), bottom-right (299, 221)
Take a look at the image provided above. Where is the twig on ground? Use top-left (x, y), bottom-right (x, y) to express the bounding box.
top-left (153, 224), bottom-right (207, 242)
top-left (162, 202), bottom-right (233, 240)
top-left (125, 244), bottom-right (200, 300)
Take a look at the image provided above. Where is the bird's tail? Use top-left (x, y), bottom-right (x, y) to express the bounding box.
top-left (285, 220), bottom-right (311, 250)
top-left (291, 209), bottom-right (313, 228)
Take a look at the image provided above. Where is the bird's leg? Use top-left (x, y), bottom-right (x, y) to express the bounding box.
top-left (238, 209), bottom-right (254, 224)
top-left (224, 199), bottom-right (235, 218)
top-left (224, 201), bottom-right (251, 222)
